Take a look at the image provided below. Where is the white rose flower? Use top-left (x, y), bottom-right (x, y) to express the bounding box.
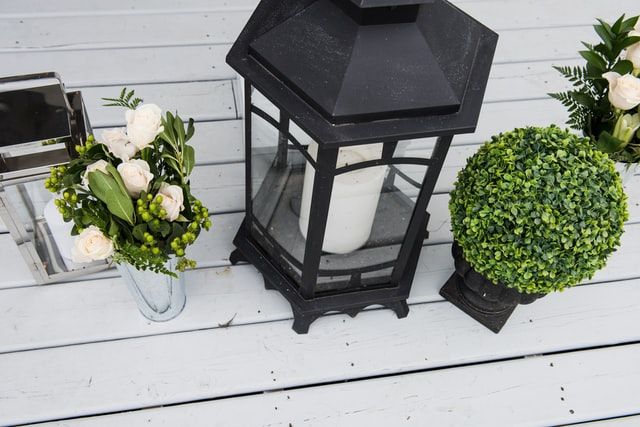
top-left (603, 72), bottom-right (640, 110)
top-left (117, 159), bottom-right (154, 198)
top-left (71, 226), bottom-right (114, 263)
top-left (125, 103), bottom-right (164, 150)
top-left (157, 183), bottom-right (184, 222)
top-left (82, 159), bottom-right (110, 187)
top-left (101, 128), bottom-right (138, 161)
top-left (626, 28), bottom-right (640, 69)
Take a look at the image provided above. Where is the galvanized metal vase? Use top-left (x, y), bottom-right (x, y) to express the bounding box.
top-left (116, 258), bottom-right (186, 322)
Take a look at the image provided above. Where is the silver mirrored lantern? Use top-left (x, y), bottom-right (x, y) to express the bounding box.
top-left (0, 72), bottom-right (109, 284)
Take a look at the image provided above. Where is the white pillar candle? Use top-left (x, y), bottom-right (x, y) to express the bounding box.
top-left (43, 198), bottom-right (77, 269)
top-left (299, 142), bottom-right (386, 254)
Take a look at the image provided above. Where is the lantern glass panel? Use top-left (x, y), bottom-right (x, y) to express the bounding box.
top-left (249, 101), bottom-right (310, 284)
top-left (310, 140), bottom-right (429, 293)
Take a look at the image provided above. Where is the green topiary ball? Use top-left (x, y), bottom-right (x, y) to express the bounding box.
top-left (449, 126), bottom-right (628, 295)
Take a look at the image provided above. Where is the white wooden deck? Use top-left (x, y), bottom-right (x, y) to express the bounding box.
top-left (1, 1), bottom-right (640, 425)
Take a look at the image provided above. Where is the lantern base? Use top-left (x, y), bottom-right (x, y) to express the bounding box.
top-left (231, 220), bottom-right (421, 334)
top-left (288, 298), bottom-right (409, 335)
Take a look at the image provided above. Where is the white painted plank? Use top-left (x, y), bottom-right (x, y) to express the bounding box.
top-left (3, 0), bottom-right (635, 30)
top-left (40, 344), bottom-right (640, 427)
top-left (0, 12), bottom-right (609, 65)
top-left (1, 214), bottom-right (639, 353)
top-left (2, 279), bottom-right (640, 425)
top-left (459, 0), bottom-right (639, 31)
top-left (41, 344), bottom-right (640, 427)
top-left (579, 415), bottom-right (640, 426)
top-left (0, 12), bottom-right (250, 51)
top-left (1, 43), bottom-right (577, 99)
top-left (81, 81), bottom-right (236, 127)
top-left (0, 0), bottom-right (258, 16)
top-left (1, 45), bottom-right (235, 86)
top-left (0, 160), bottom-right (637, 291)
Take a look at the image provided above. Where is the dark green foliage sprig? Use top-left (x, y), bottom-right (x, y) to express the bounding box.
top-left (450, 127), bottom-right (628, 295)
top-left (550, 14), bottom-right (640, 161)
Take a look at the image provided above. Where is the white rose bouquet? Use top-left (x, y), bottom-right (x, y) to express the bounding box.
top-left (551, 14), bottom-right (640, 162)
top-left (45, 88), bottom-right (211, 275)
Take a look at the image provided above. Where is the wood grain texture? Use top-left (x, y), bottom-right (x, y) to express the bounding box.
top-left (2, 280), bottom-right (640, 425)
top-left (39, 344), bottom-right (640, 427)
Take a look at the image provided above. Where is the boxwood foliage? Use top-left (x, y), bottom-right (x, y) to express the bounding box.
top-left (450, 126), bottom-right (628, 295)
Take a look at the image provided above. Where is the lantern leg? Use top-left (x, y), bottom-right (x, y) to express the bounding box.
top-left (229, 249), bottom-right (247, 266)
top-left (263, 276), bottom-right (276, 291)
top-left (386, 300), bottom-right (410, 319)
top-left (291, 308), bottom-right (317, 334)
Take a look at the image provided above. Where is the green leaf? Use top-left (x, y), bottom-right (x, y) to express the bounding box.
top-left (162, 153), bottom-right (181, 175)
top-left (594, 24), bottom-right (613, 49)
top-left (149, 220), bottom-right (171, 237)
top-left (621, 16), bottom-right (639, 33)
top-left (164, 112), bottom-right (176, 141)
top-left (108, 219), bottom-right (120, 237)
top-left (569, 91), bottom-right (595, 108)
top-left (168, 222), bottom-right (185, 244)
top-left (611, 14), bottom-right (625, 34)
top-left (617, 36), bottom-right (640, 52)
top-left (596, 131), bottom-right (627, 154)
top-left (175, 214), bottom-right (190, 222)
top-left (88, 171), bottom-right (135, 225)
top-left (579, 50), bottom-right (607, 71)
top-left (174, 114), bottom-right (186, 145)
top-left (132, 224), bottom-right (147, 242)
top-left (105, 163), bottom-right (130, 198)
top-left (611, 60), bottom-right (635, 76)
top-left (185, 118), bottom-right (195, 142)
top-left (184, 145), bottom-right (195, 176)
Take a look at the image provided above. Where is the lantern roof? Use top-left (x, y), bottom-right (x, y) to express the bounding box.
top-left (227, 0), bottom-right (498, 146)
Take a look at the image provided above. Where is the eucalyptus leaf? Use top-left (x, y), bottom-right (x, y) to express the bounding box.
top-left (174, 114), bottom-right (186, 145)
top-left (108, 220), bottom-right (120, 237)
top-left (186, 118), bottom-right (195, 142)
top-left (184, 145), bottom-right (195, 176)
top-left (105, 163), bottom-right (130, 199)
top-left (88, 171), bottom-right (135, 225)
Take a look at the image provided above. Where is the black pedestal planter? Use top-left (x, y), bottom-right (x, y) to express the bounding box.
top-left (440, 241), bottom-right (543, 333)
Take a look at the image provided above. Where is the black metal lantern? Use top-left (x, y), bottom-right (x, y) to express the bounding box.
top-left (0, 72), bottom-right (106, 284)
top-left (227, 0), bottom-right (497, 333)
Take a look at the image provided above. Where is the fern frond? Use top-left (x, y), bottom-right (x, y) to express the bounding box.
top-left (102, 88), bottom-right (144, 110)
